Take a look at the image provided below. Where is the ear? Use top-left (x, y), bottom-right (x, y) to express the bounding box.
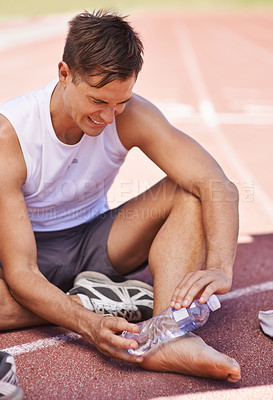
top-left (58, 62), bottom-right (72, 87)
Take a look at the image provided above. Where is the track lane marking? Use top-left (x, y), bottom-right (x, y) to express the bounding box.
top-left (219, 281), bottom-right (273, 301)
top-left (154, 101), bottom-right (273, 125)
top-left (175, 22), bottom-right (273, 225)
top-left (1, 332), bottom-right (81, 356)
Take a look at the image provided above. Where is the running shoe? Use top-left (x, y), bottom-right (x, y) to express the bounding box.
top-left (0, 352), bottom-right (24, 400)
top-left (67, 271), bottom-right (154, 322)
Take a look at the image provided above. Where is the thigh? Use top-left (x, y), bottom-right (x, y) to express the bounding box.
top-left (33, 208), bottom-right (149, 292)
top-left (34, 225), bottom-right (87, 292)
top-left (79, 206), bottom-right (128, 282)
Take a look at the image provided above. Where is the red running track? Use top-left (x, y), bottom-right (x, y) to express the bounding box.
top-left (0, 8), bottom-right (273, 399)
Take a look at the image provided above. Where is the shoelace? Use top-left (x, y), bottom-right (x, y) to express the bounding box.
top-left (94, 303), bottom-right (141, 320)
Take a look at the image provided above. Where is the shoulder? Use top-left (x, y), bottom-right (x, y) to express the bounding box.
top-left (0, 114), bottom-right (18, 147)
top-left (116, 93), bottom-right (172, 150)
top-left (0, 114), bottom-right (27, 186)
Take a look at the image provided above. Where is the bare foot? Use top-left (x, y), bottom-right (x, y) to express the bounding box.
top-left (139, 332), bottom-right (241, 382)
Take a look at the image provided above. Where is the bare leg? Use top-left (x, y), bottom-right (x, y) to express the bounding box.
top-left (0, 269), bottom-right (81, 330)
top-left (107, 177), bottom-right (240, 381)
top-left (108, 177), bottom-right (205, 312)
top-left (0, 269), bottom-right (46, 330)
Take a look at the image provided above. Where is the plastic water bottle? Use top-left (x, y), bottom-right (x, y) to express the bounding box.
top-left (122, 295), bottom-right (221, 356)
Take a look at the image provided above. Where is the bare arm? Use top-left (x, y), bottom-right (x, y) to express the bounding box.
top-left (0, 115), bottom-right (142, 362)
top-left (117, 95), bottom-right (239, 305)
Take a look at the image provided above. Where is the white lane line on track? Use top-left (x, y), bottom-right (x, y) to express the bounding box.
top-left (215, 113), bottom-right (273, 125)
top-left (166, 113), bottom-right (273, 126)
top-left (153, 102), bottom-right (273, 126)
top-left (1, 332), bottom-right (81, 356)
top-left (219, 281), bottom-right (273, 302)
top-left (175, 23), bottom-right (273, 225)
top-left (1, 280), bottom-right (272, 357)
top-left (198, 100), bottom-right (218, 127)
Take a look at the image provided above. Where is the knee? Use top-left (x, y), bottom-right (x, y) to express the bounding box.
top-left (163, 177), bottom-right (201, 210)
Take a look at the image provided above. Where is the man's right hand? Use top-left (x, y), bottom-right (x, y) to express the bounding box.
top-left (86, 313), bottom-right (144, 363)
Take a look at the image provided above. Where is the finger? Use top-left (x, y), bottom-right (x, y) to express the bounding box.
top-left (99, 340), bottom-right (144, 364)
top-left (170, 286), bottom-right (183, 308)
top-left (103, 316), bottom-right (140, 334)
top-left (106, 330), bottom-right (139, 350)
top-left (185, 273), bottom-right (228, 305)
top-left (181, 274), bottom-right (215, 307)
top-left (198, 272), bottom-right (232, 302)
top-left (171, 271), bottom-right (208, 308)
top-left (170, 271), bottom-right (201, 307)
top-left (199, 282), bottom-right (221, 303)
top-left (174, 271), bottom-right (199, 291)
top-left (111, 347), bottom-right (144, 364)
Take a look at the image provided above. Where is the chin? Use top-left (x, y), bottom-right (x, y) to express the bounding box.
top-left (85, 128), bottom-right (104, 137)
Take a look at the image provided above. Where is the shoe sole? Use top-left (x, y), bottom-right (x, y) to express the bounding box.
top-left (74, 271), bottom-right (153, 293)
top-left (2, 386), bottom-right (24, 400)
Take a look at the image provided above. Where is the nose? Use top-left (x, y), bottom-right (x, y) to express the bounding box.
top-left (100, 105), bottom-right (116, 125)
top-left (100, 104), bottom-right (126, 124)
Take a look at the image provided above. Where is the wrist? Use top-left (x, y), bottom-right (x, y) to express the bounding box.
top-left (206, 264), bottom-right (233, 279)
top-left (75, 304), bottom-right (101, 339)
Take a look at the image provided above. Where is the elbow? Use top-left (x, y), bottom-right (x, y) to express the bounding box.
top-left (227, 181), bottom-right (239, 205)
top-left (214, 178), bottom-right (239, 205)
top-left (196, 176), bottom-right (240, 204)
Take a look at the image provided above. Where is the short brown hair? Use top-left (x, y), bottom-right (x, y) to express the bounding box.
top-left (63, 10), bottom-right (144, 87)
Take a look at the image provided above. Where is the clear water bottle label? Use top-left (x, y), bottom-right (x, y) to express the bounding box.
top-left (173, 307), bottom-right (189, 323)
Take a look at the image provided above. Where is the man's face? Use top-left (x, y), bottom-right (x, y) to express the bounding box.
top-left (60, 65), bottom-right (136, 138)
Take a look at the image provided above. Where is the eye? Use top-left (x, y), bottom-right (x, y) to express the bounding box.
top-left (87, 96), bottom-right (100, 104)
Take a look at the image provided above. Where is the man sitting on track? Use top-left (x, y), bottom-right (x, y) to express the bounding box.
top-left (0, 10), bottom-right (241, 382)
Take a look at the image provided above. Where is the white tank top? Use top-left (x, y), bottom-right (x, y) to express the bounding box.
top-left (0, 80), bottom-right (128, 231)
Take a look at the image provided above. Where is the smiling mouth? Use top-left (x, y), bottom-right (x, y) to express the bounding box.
top-left (88, 116), bottom-right (105, 126)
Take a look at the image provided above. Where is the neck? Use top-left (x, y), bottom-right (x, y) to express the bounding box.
top-left (50, 83), bottom-right (83, 145)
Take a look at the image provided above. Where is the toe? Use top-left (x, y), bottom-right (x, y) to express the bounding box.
top-left (226, 360), bottom-right (241, 383)
top-left (227, 374), bottom-right (240, 383)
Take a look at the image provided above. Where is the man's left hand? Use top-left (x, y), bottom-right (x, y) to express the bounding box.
top-left (170, 269), bottom-right (232, 309)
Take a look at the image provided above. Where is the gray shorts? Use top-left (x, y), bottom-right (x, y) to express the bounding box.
top-left (34, 204), bottom-right (149, 292)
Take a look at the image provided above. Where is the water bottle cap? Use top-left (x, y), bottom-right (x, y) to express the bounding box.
top-left (207, 295), bottom-right (221, 311)
top-left (172, 307), bottom-right (189, 323)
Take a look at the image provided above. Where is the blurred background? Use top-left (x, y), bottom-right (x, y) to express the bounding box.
top-left (0, 0), bottom-right (272, 17)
